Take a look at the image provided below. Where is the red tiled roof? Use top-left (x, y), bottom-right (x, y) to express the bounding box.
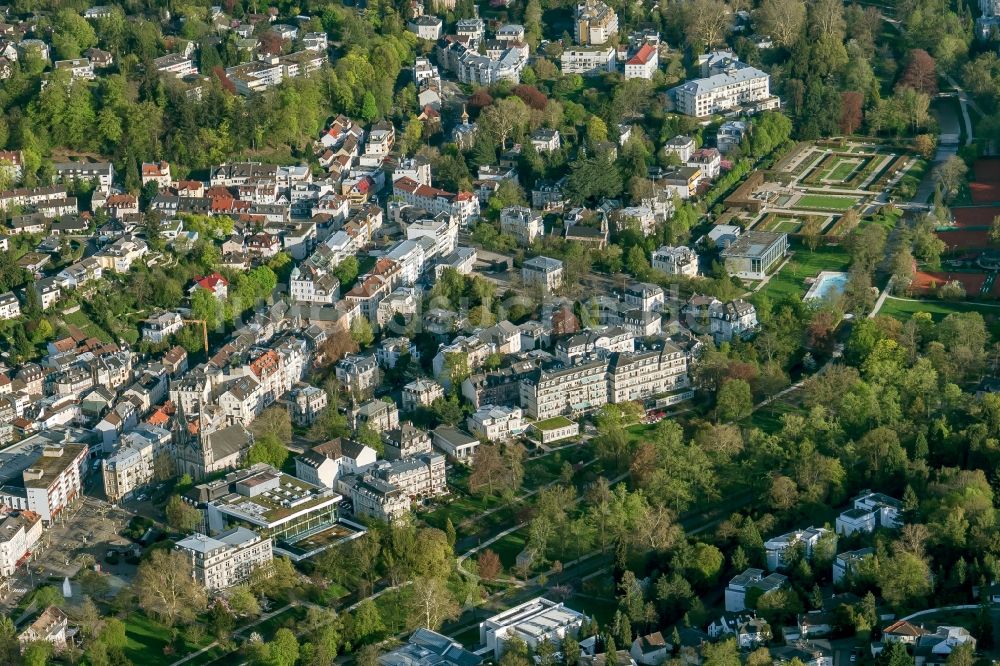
top-left (627, 43), bottom-right (656, 65)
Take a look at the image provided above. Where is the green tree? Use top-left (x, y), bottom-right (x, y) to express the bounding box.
top-left (716, 380), bottom-right (752, 423)
top-left (351, 598), bottom-right (385, 643)
top-left (247, 434), bottom-right (289, 470)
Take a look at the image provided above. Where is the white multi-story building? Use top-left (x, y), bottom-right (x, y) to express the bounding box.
top-left (175, 527), bottom-right (274, 591)
top-left (764, 527), bottom-right (832, 571)
top-left (288, 385), bottom-right (328, 427)
top-left (393, 177), bottom-right (480, 227)
top-left (607, 344), bottom-right (689, 404)
top-left (0, 292), bottom-right (20, 320)
top-left (832, 547), bottom-right (874, 584)
top-left (500, 206), bottom-right (543, 246)
top-left (408, 15), bottom-right (443, 40)
top-left (481, 598), bottom-right (587, 658)
top-left (520, 359), bottom-right (609, 420)
top-left (52, 162), bottom-right (114, 192)
top-left (835, 491), bottom-right (902, 536)
top-left (289, 265), bottom-right (340, 305)
top-left (0, 440), bottom-right (88, 525)
top-left (574, 0), bottom-right (618, 45)
top-left (142, 311), bottom-right (184, 343)
top-left (624, 43), bottom-right (658, 79)
top-left (152, 53), bottom-right (197, 78)
top-left (652, 245), bottom-right (699, 277)
top-left (560, 46), bottom-right (616, 75)
top-left (670, 60), bottom-right (773, 117)
top-left (725, 568), bottom-right (788, 612)
top-left (402, 378), bottom-right (445, 411)
top-left (335, 354), bottom-right (380, 395)
top-left (0, 510), bottom-right (42, 576)
top-left (467, 405), bottom-right (525, 442)
top-left (54, 58), bottom-right (95, 80)
top-left (295, 437), bottom-right (377, 490)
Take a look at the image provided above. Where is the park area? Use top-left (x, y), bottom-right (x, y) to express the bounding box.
top-left (969, 159), bottom-right (1000, 203)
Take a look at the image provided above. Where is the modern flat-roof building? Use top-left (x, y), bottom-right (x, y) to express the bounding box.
top-left (725, 567), bottom-right (788, 612)
top-left (720, 231), bottom-right (788, 279)
top-left (379, 628), bottom-right (483, 666)
top-left (764, 526), bottom-right (832, 571)
top-left (175, 526), bottom-right (274, 591)
top-left (0, 435), bottom-right (88, 525)
top-left (198, 464), bottom-right (341, 556)
top-left (561, 46), bottom-right (616, 75)
top-left (480, 597), bottom-right (588, 658)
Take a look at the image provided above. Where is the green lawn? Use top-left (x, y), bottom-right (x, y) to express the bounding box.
top-left (794, 194), bottom-right (860, 211)
top-left (879, 297), bottom-right (1000, 340)
top-left (825, 159), bottom-right (860, 182)
top-left (755, 244), bottom-right (852, 301)
top-left (60, 308), bottom-right (114, 343)
top-left (490, 529), bottom-right (528, 568)
top-left (123, 613), bottom-right (213, 666)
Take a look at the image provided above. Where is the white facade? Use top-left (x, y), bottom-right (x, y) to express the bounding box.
top-left (652, 246), bottom-right (699, 277)
top-left (764, 527), bottom-right (832, 571)
top-left (175, 527), bottom-right (274, 591)
top-left (480, 598), bottom-right (587, 658)
top-left (671, 60), bottom-right (772, 117)
top-left (522, 256), bottom-right (563, 291)
top-left (500, 206), bottom-right (543, 246)
top-left (561, 46), bottom-right (616, 75)
top-left (467, 405), bottom-right (525, 442)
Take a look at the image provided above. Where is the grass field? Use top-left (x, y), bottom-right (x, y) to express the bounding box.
top-left (794, 194), bottom-right (859, 211)
top-left (879, 297), bottom-right (1000, 337)
top-left (124, 613), bottom-right (213, 666)
top-left (825, 159), bottom-right (860, 182)
top-left (755, 244), bottom-right (852, 301)
top-left (60, 308), bottom-right (114, 343)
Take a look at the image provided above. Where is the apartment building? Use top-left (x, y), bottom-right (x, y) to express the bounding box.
top-left (520, 359), bottom-right (609, 420)
top-left (0, 291), bottom-right (20, 320)
top-left (522, 256), bottom-right (563, 291)
top-left (52, 161), bottom-right (115, 192)
top-left (725, 568), bottom-right (788, 612)
top-left (54, 57), bottom-right (95, 79)
top-left (383, 423), bottom-right (433, 460)
top-left (651, 245), bottom-right (699, 277)
top-left (335, 354), bottom-right (380, 395)
top-left (102, 425), bottom-right (172, 503)
top-left (346, 452), bottom-right (447, 522)
top-left (0, 439), bottom-right (88, 524)
top-left (574, 0), bottom-right (619, 44)
top-left (393, 176), bottom-right (480, 226)
top-left (402, 378), bottom-right (445, 411)
top-left (295, 437), bottom-right (377, 490)
top-left (288, 384), bottom-right (328, 426)
top-left (764, 526), bottom-right (832, 571)
top-left (0, 185), bottom-right (70, 212)
top-left (500, 206), bottom-right (543, 246)
top-left (607, 344), bottom-right (689, 404)
top-left (175, 527), bottom-right (274, 591)
top-left (560, 46), bottom-right (616, 75)
top-left (0, 510), bottom-right (42, 576)
top-left (670, 60), bottom-right (773, 117)
top-left (153, 53), bottom-right (197, 77)
top-left (467, 405), bottom-right (525, 442)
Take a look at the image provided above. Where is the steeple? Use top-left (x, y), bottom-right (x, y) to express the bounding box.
top-left (461, 104), bottom-right (469, 124)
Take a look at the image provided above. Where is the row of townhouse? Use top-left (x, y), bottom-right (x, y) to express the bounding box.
top-left (225, 50), bottom-right (326, 95)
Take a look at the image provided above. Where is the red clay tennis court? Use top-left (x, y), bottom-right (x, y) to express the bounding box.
top-left (911, 271), bottom-right (987, 295)
top-left (971, 160), bottom-right (1000, 203)
top-left (936, 229), bottom-right (992, 249)
top-left (952, 206), bottom-right (1000, 228)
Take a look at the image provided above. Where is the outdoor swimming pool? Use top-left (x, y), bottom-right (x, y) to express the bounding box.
top-left (804, 271), bottom-right (848, 301)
